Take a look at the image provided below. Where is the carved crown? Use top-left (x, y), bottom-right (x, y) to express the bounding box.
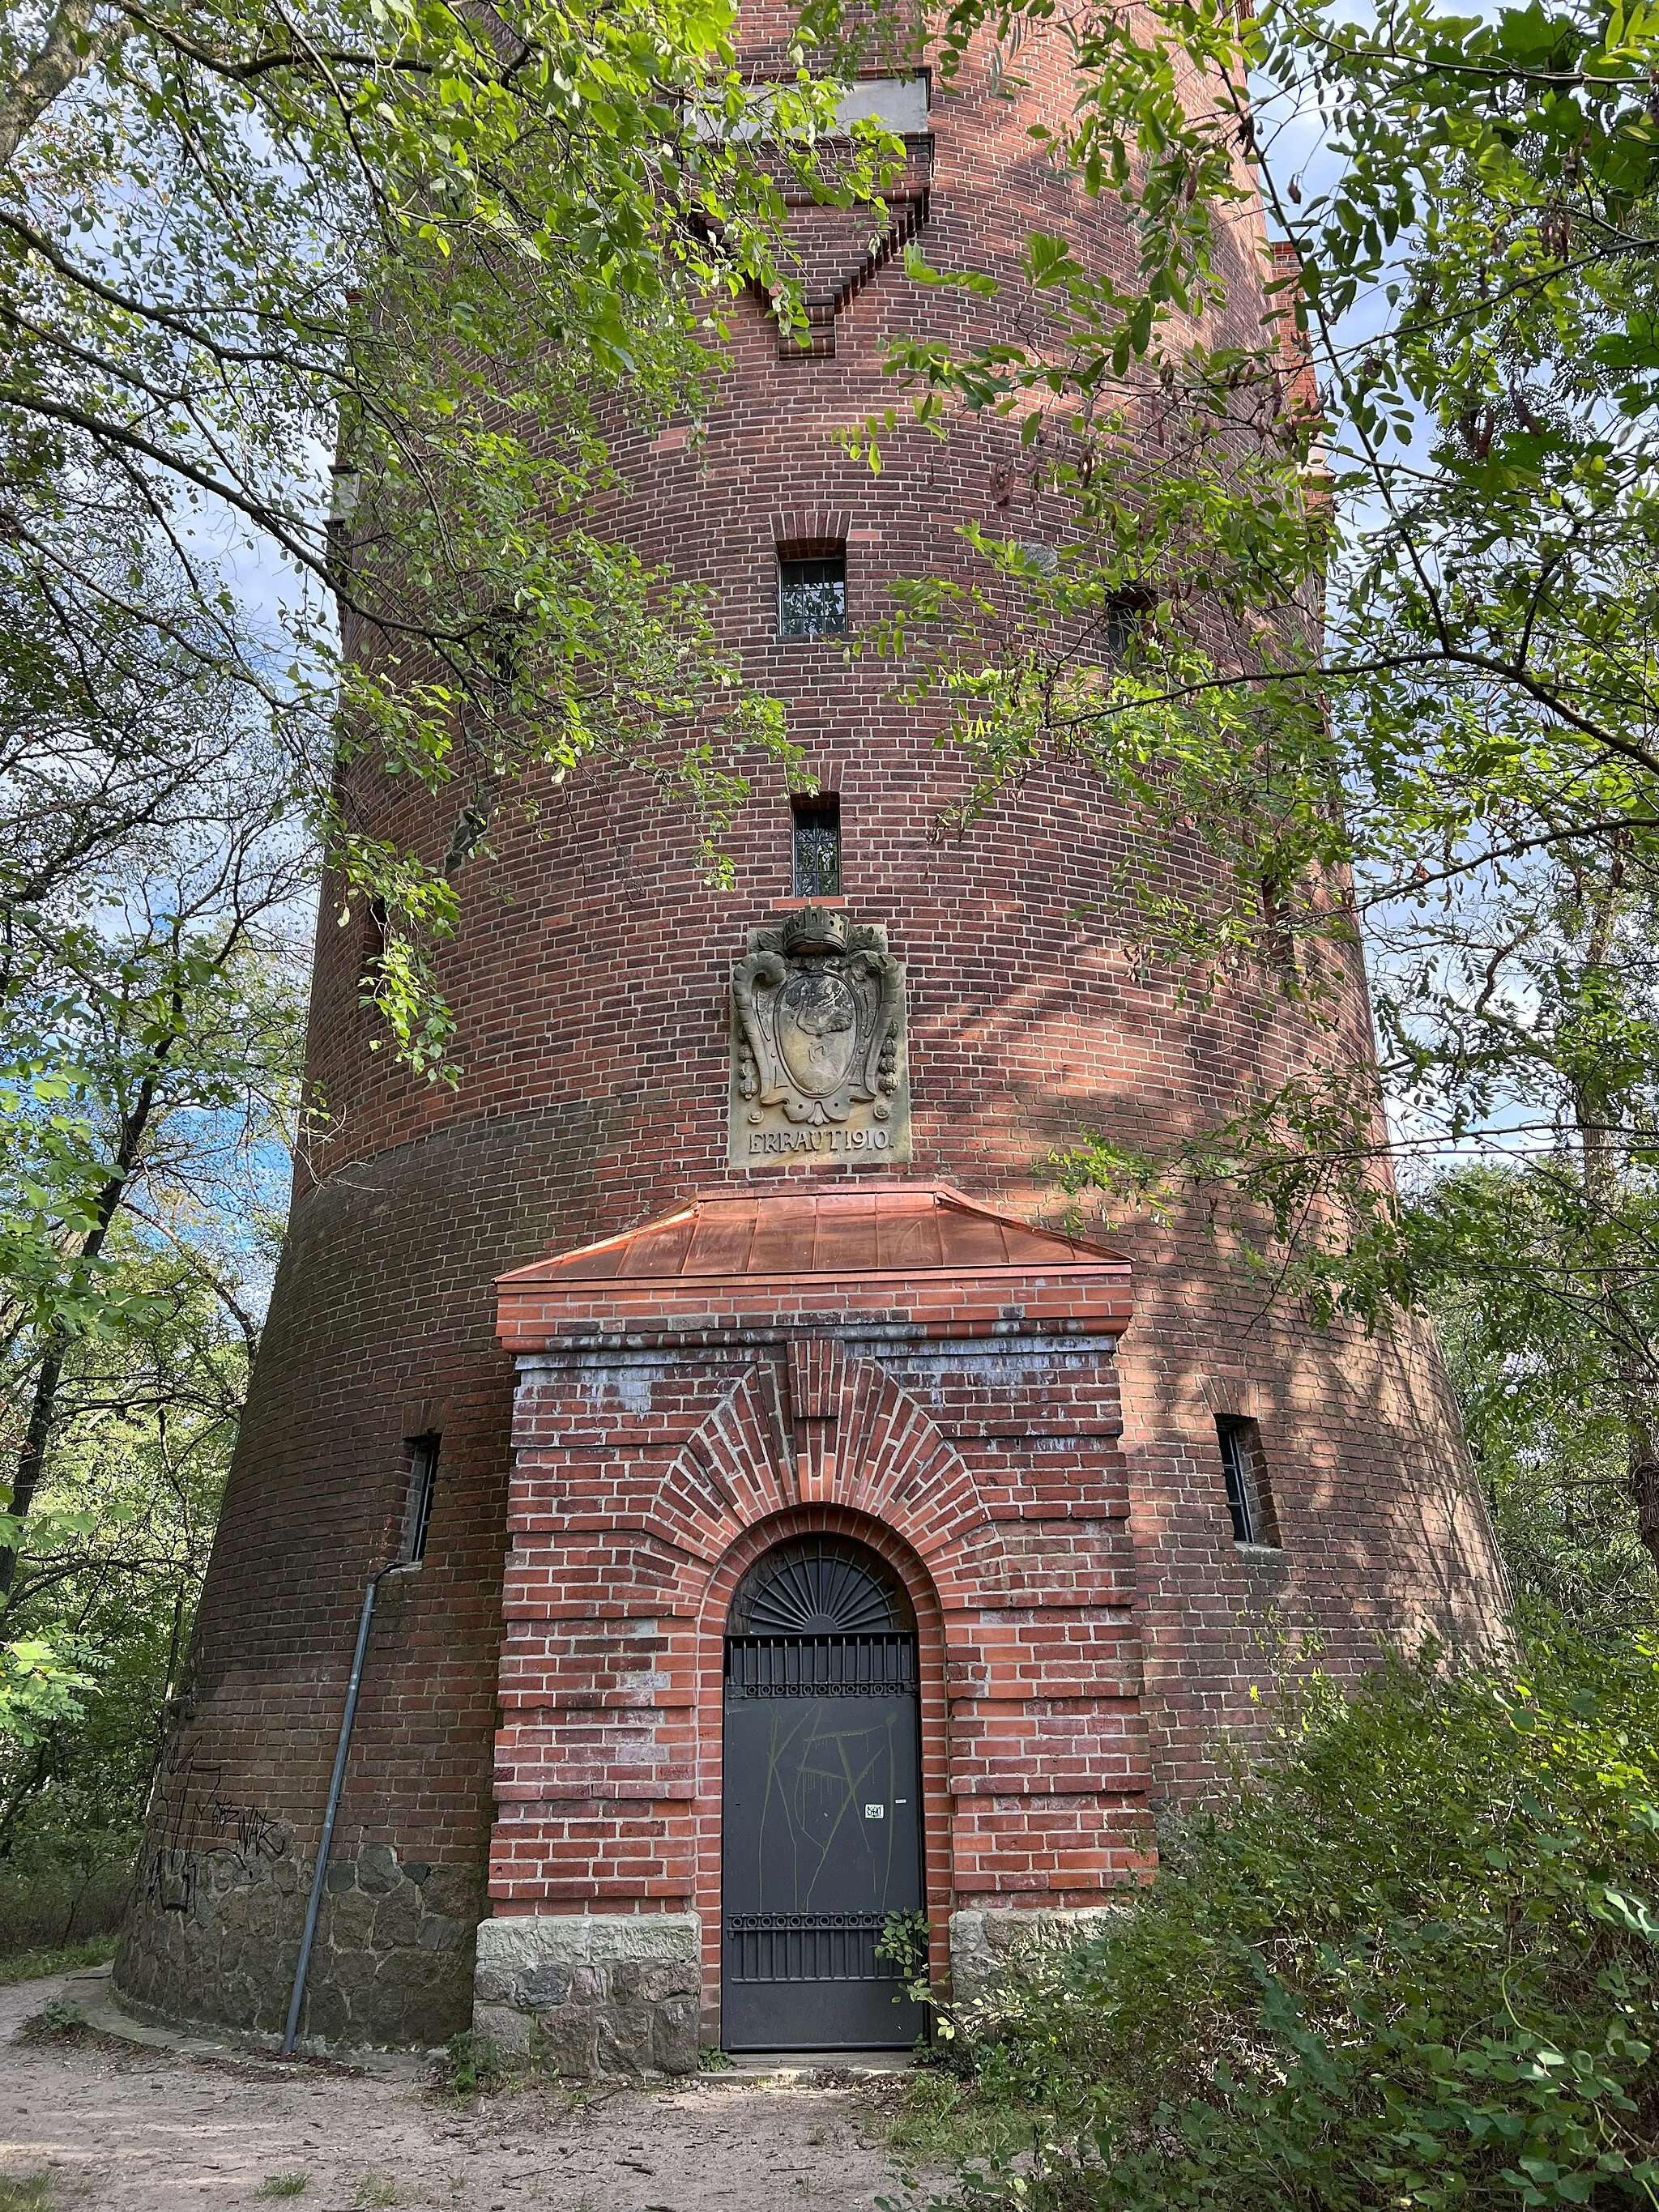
top-left (780, 906), bottom-right (849, 957)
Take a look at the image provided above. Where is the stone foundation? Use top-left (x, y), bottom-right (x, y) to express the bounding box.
top-left (472, 1913), bottom-right (702, 2078)
top-left (114, 1842), bottom-right (480, 2050)
top-left (949, 1906), bottom-right (1123, 2002)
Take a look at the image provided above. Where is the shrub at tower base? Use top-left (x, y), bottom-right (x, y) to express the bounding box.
top-left (906, 1634), bottom-right (1659, 2212)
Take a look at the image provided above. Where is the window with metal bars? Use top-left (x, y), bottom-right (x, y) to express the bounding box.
top-left (778, 541), bottom-right (847, 637)
top-left (791, 795), bottom-right (842, 898)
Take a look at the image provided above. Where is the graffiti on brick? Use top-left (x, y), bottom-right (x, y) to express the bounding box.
top-left (139, 1735), bottom-right (290, 1917)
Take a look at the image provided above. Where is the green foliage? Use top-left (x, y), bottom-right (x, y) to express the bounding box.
top-left (19, 1996), bottom-right (88, 2041)
top-left (0, 2178), bottom-right (61, 2212)
top-left (440, 2028), bottom-right (506, 2102)
top-left (0, 1634), bottom-right (98, 1749)
top-left (256, 2180), bottom-right (309, 2202)
top-left (0, 0), bottom-right (908, 1070)
top-left (1418, 1167), bottom-right (1658, 1637)
top-left (838, 0), bottom-right (1659, 1582)
top-left (905, 1638), bottom-right (1659, 2212)
top-left (889, 2068), bottom-right (1041, 2168)
top-left (0, 1242), bottom-right (251, 1874)
top-left (876, 1907), bottom-right (933, 1986)
top-left (0, 1935), bottom-right (117, 1985)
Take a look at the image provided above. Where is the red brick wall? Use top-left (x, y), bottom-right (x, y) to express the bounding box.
top-left (117, 23), bottom-right (1508, 2047)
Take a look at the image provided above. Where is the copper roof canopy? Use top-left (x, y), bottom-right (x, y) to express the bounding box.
top-left (499, 1181), bottom-right (1128, 1287)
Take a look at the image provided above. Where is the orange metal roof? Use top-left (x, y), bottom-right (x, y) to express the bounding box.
top-left (498, 1182), bottom-right (1128, 1285)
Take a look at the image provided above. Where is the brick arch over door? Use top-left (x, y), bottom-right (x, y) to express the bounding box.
top-left (668, 1343), bottom-right (993, 2016)
top-left (658, 1340), bottom-right (998, 1591)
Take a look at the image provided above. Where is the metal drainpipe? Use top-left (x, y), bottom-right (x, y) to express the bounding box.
top-left (282, 1565), bottom-right (392, 2056)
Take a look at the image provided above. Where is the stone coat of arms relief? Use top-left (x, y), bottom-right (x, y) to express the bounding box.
top-left (727, 909), bottom-right (911, 1166)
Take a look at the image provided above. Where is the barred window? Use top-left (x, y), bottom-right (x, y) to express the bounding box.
top-left (791, 795), bottom-right (842, 898)
top-left (778, 541), bottom-right (847, 637)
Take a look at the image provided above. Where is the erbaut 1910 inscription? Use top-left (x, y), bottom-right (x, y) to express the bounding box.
top-left (728, 909), bottom-right (911, 1167)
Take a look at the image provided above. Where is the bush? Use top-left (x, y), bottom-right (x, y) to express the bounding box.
top-left (0, 1852), bottom-right (130, 1961)
top-left (920, 1633), bottom-right (1659, 2212)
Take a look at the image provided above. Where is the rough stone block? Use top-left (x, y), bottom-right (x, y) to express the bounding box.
top-left (472, 1958), bottom-right (514, 2004)
top-left (357, 1843), bottom-right (403, 1896)
top-left (324, 1887), bottom-right (377, 1949)
top-left (514, 1963), bottom-right (572, 2010)
top-left (474, 2002), bottom-right (533, 2057)
top-left (373, 1886), bottom-right (422, 1951)
top-left (653, 1992), bottom-right (701, 2075)
top-left (420, 1865), bottom-right (479, 1918)
top-left (472, 1914), bottom-right (702, 2079)
top-left (614, 1960), bottom-right (697, 2003)
top-left (536, 2004), bottom-right (601, 2078)
top-left (595, 1997), bottom-right (655, 2075)
top-left (474, 1911), bottom-right (699, 1976)
top-left (949, 1907), bottom-right (1124, 2001)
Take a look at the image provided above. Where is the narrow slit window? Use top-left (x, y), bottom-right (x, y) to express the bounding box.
top-left (778, 541), bottom-right (847, 637)
top-left (403, 1434), bottom-right (440, 1564)
top-left (791, 795), bottom-right (842, 898)
top-left (1216, 1417), bottom-right (1280, 1549)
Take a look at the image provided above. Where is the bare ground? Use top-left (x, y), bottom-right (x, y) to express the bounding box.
top-left (0, 1971), bottom-right (937, 2212)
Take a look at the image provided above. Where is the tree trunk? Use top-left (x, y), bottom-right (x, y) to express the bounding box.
top-left (0, 1336), bottom-right (69, 1596)
top-left (0, 0), bottom-right (126, 171)
top-left (1571, 855), bottom-right (1659, 1583)
top-left (1627, 1410), bottom-right (1659, 1576)
top-left (0, 1055), bottom-right (169, 1597)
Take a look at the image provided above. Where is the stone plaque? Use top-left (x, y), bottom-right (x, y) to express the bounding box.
top-left (728, 908), bottom-right (911, 1167)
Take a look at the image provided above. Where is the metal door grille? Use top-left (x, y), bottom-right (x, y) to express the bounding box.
top-left (725, 1633), bottom-right (917, 1696)
top-left (726, 1911), bottom-right (898, 1984)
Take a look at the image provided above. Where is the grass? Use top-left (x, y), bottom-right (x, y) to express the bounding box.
top-left (0, 2178), bottom-right (59, 2212)
top-left (887, 2067), bottom-right (1043, 2167)
top-left (257, 2179), bottom-right (309, 2200)
top-left (354, 2180), bottom-right (401, 2209)
top-left (0, 1937), bottom-right (117, 1987)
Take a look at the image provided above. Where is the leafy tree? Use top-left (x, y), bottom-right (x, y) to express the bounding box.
top-left (0, 649), bottom-right (305, 1805)
top-left (0, 0), bottom-right (900, 1065)
top-left (842, 0), bottom-right (1659, 1587)
top-left (0, 1238), bottom-right (247, 1925)
top-left (1424, 1183), bottom-right (1655, 1639)
top-left (0, 765), bottom-right (306, 1597)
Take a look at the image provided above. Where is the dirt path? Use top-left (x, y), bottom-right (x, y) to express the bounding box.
top-left (0, 1973), bottom-right (935, 2211)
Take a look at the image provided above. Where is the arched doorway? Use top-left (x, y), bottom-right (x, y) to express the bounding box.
top-left (721, 1536), bottom-right (926, 2051)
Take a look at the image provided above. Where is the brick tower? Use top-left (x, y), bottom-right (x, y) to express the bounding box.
top-left (114, 25), bottom-right (1508, 2063)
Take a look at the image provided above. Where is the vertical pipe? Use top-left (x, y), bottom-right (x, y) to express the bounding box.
top-left (282, 1569), bottom-right (385, 2056)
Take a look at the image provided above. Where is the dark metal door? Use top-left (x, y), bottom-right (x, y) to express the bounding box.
top-left (722, 1631), bottom-right (925, 2050)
